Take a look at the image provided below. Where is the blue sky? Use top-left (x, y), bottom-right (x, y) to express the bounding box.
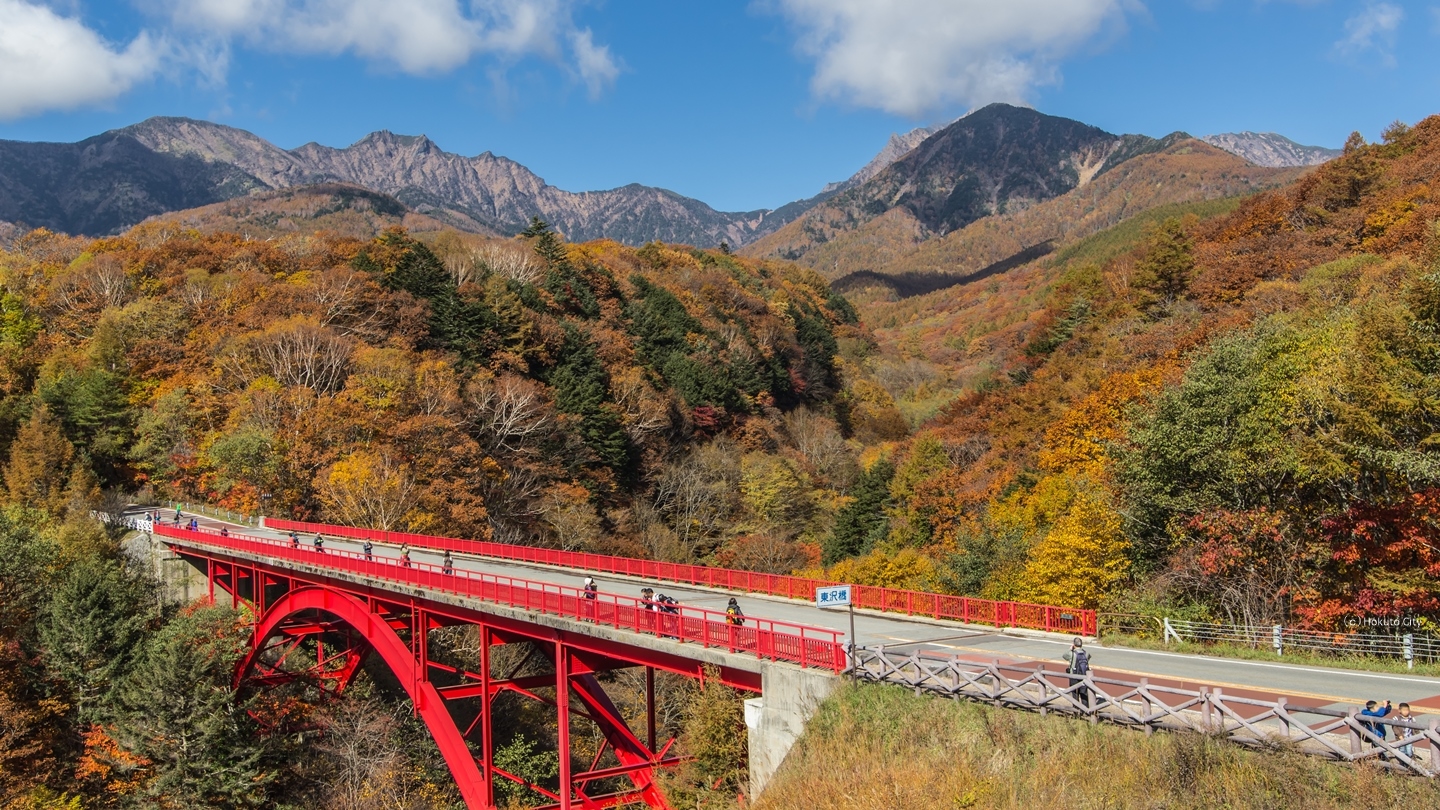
top-left (0, 1), bottom-right (1435, 212)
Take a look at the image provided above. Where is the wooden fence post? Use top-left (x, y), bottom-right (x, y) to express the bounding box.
top-left (1428, 717), bottom-right (1439, 765)
top-left (1140, 677), bottom-right (1152, 737)
top-left (1348, 708), bottom-right (1362, 756)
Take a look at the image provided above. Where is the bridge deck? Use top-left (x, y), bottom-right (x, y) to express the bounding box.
top-left (137, 509), bottom-right (1440, 712)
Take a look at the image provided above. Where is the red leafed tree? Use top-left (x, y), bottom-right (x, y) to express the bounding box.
top-left (1308, 489), bottom-right (1440, 629)
top-left (1169, 508), bottom-right (1314, 628)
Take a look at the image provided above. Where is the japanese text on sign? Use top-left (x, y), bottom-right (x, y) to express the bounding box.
top-left (815, 585), bottom-right (852, 607)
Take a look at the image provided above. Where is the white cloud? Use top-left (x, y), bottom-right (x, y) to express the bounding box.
top-left (770, 0), bottom-right (1135, 117)
top-left (157, 0), bottom-right (617, 87)
top-left (569, 28), bottom-right (620, 98)
top-left (1333, 1), bottom-right (1403, 67)
top-left (0, 0), bottom-right (163, 119)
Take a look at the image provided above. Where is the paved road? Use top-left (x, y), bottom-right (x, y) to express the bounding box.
top-left (143, 509), bottom-right (1440, 711)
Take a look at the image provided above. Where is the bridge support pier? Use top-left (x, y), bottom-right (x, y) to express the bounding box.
top-left (745, 664), bottom-right (838, 798)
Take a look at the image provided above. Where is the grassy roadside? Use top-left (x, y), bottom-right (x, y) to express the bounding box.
top-left (1099, 633), bottom-right (1440, 678)
top-left (755, 681), bottom-right (1440, 810)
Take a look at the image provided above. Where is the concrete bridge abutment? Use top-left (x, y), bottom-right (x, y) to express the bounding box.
top-left (745, 663), bottom-right (839, 798)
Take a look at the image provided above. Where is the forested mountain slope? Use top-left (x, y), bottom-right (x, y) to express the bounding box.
top-left (0, 221), bottom-right (859, 559)
top-left (819, 119), bottom-right (1440, 632)
top-left (141, 183), bottom-right (494, 240)
top-left (0, 208), bottom-right (869, 806)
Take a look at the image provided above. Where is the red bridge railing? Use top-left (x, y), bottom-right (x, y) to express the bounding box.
top-left (263, 517), bottom-right (1097, 636)
top-left (154, 523), bottom-right (847, 673)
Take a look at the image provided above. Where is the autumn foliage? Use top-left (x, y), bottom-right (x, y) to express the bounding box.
top-left (808, 116), bottom-right (1440, 621)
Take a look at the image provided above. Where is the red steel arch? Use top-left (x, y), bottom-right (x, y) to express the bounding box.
top-left (156, 525), bottom-right (837, 809)
top-left (237, 586), bottom-right (491, 807)
top-left (201, 558), bottom-right (688, 810)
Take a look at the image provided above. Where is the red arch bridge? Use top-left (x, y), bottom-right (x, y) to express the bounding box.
top-left (142, 516), bottom-right (1094, 809)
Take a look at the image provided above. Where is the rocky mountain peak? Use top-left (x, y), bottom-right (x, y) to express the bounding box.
top-left (1200, 132), bottom-right (1340, 168)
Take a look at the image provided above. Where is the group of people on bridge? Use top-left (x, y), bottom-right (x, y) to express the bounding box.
top-left (196, 521), bottom-right (759, 648)
top-left (292, 532), bottom-right (457, 574)
top-left (572, 578), bottom-right (747, 638)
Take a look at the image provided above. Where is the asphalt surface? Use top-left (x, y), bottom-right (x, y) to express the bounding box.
top-left (141, 508), bottom-right (1440, 712)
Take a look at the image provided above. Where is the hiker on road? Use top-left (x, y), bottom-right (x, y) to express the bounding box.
top-left (1063, 637), bottom-right (1093, 710)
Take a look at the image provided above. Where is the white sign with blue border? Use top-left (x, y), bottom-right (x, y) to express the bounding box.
top-left (815, 585), bottom-right (852, 608)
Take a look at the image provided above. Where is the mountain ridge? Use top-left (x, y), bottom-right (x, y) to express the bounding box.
top-left (0, 112), bottom-right (1335, 246)
top-left (1199, 131), bottom-right (1340, 167)
top-left (120, 117), bottom-right (775, 245)
top-left (744, 104), bottom-right (1191, 270)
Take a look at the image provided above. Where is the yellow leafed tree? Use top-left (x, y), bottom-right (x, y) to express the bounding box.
top-left (318, 450), bottom-right (417, 531)
top-left (1020, 485), bottom-right (1129, 609)
top-left (4, 406), bottom-right (74, 514)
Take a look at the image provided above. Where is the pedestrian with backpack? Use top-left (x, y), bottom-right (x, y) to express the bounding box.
top-left (725, 598), bottom-right (745, 626)
top-left (655, 594), bottom-right (679, 638)
top-left (363, 540), bottom-right (373, 561)
top-left (1063, 637), bottom-right (1093, 711)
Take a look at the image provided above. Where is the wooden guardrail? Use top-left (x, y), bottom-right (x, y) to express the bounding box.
top-left (851, 646), bottom-right (1440, 776)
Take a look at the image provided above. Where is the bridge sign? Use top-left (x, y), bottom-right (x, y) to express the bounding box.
top-left (816, 585), bottom-right (852, 608)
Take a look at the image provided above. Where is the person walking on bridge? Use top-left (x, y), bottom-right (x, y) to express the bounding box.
top-left (363, 539), bottom-right (373, 561)
top-left (400, 544), bottom-right (412, 568)
top-left (726, 598), bottom-right (745, 626)
top-left (289, 531), bottom-right (299, 549)
top-left (1063, 637), bottom-right (1093, 710)
top-left (582, 577), bottom-right (598, 621)
top-left (442, 550), bottom-right (454, 575)
top-left (313, 533), bottom-right (325, 554)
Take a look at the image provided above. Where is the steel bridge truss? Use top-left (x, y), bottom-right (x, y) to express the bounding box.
top-left (192, 551), bottom-right (760, 810)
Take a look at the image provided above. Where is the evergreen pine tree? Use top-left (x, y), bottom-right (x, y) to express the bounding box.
top-left (522, 217), bottom-right (599, 317)
top-left (1132, 217), bottom-right (1195, 316)
top-left (521, 217), bottom-right (569, 268)
top-left (823, 459), bottom-right (895, 564)
top-left (548, 326), bottom-right (630, 470)
top-left (110, 606), bottom-right (278, 808)
top-left (791, 303), bottom-right (840, 399)
top-left (40, 557), bottom-right (156, 724)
